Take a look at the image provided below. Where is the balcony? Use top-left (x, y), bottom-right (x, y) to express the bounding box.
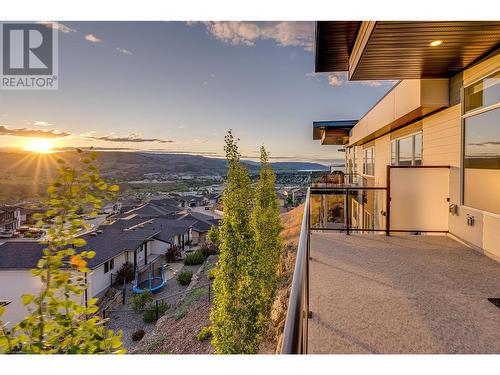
top-left (281, 186), bottom-right (500, 354)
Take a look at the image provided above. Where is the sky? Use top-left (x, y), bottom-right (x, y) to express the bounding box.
top-left (0, 21), bottom-right (396, 164)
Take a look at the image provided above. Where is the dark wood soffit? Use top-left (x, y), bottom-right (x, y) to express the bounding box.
top-left (315, 21), bottom-right (362, 72)
top-left (351, 21), bottom-right (500, 80)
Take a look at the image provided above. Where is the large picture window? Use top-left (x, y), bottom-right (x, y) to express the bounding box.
top-left (463, 71), bottom-right (500, 214)
top-left (391, 133), bottom-right (422, 166)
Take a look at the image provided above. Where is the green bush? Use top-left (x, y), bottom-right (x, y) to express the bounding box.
top-left (147, 335), bottom-right (166, 352)
top-left (177, 271), bottom-right (193, 286)
top-left (131, 329), bottom-right (145, 342)
top-left (132, 290), bottom-right (154, 313)
top-left (142, 301), bottom-right (170, 323)
top-left (197, 326), bottom-right (212, 341)
top-left (184, 251), bottom-right (205, 265)
top-left (175, 309), bottom-right (187, 321)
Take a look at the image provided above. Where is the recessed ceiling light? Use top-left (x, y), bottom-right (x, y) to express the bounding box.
top-left (430, 40), bottom-right (443, 47)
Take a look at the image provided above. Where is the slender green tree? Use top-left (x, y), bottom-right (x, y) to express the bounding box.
top-left (210, 130), bottom-right (261, 353)
top-left (0, 149), bottom-right (124, 354)
top-left (252, 146), bottom-right (283, 337)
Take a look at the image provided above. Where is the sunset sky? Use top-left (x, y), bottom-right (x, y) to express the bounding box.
top-left (0, 21), bottom-right (396, 164)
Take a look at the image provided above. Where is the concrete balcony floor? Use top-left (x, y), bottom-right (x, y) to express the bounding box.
top-left (308, 233), bottom-right (500, 353)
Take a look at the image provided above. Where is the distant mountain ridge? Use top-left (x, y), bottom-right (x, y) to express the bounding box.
top-left (0, 150), bottom-right (329, 180)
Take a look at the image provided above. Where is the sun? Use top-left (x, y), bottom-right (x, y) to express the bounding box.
top-left (24, 138), bottom-right (55, 154)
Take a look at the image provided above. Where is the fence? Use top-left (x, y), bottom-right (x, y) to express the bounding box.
top-left (101, 282), bottom-right (213, 323)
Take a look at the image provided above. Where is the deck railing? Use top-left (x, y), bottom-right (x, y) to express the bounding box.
top-left (281, 188), bottom-right (310, 354)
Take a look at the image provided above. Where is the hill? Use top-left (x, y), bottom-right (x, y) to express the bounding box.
top-left (0, 150), bottom-right (328, 180)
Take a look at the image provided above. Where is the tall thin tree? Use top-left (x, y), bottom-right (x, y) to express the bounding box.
top-left (210, 130), bottom-right (260, 353)
top-left (252, 146), bottom-right (283, 338)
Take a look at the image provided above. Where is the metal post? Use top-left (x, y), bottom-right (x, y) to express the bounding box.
top-left (345, 188), bottom-right (350, 235)
top-left (122, 278), bottom-right (126, 305)
top-left (386, 165), bottom-right (391, 236)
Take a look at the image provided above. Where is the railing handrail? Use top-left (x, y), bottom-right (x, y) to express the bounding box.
top-left (281, 188), bottom-right (310, 354)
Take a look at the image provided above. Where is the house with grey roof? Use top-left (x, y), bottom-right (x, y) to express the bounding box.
top-left (0, 211), bottom-right (194, 327)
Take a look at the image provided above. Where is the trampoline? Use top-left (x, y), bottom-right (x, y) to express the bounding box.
top-left (133, 264), bottom-right (167, 294)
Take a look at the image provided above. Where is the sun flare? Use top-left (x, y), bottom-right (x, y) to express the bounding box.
top-left (24, 139), bottom-right (55, 154)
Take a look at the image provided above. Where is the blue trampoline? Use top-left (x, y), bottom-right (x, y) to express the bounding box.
top-left (133, 264), bottom-right (167, 294)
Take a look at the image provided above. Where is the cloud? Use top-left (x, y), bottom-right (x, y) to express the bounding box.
top-left (33, 121), bottom-right (54, 127)
top-left (116, 47), bottom-right (133, 55)
top-left (85, 34), bottom-right (102, 43)
top-left (86, 133), bottom-right (173, 144)
top-left (197, 21), bottom-right (314, 51)
top-left (307, 72), bottom-right (395, 88)
top-left (0, 125), bottom-right (70, 138)
top-left (468, 141), bottom-right (500, 147)
top-left (37, 21), bottom-right (76, 34)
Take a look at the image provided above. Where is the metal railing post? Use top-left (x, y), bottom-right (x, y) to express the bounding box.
top-left (345, 188), bottom-right (350, 235)
top-left (386, 165), bottom-right (391, 236)
top-left (281, 188), bottom-right (310, 354)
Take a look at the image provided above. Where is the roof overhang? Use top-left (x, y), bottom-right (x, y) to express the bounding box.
top-left (315, 21), bottom-right (500, 80)
top-left (313, 120), bottom-right (357, 145)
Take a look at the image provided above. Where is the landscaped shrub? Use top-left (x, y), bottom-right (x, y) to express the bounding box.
top-left (143, 309), bottom-right (157, 323)
top-left (132, 290), bottom-right (154, 313)
top-left (165, 244), bottom-right (181, 263)
top-left (116, 261), bottom-right (134, 282)
top-left (177, 270), bottom-right (193, 285)
top-left (183, 251), bottom-right (205, 265)
top-left (131, 329), bottom-right (145, 342)
top-left (175, 309), bottom-right (187, 321)
top-left (199, 242), bottom-right (218, 258)
top-left (147, 335), bottom-right (166, 352)
top-left (142, 301), bottom-right (170, 323)
top-left (197, 326), bottom-right (212, 341)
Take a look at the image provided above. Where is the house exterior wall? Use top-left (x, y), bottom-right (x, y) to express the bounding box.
top-left (88, 252), bottom-right (128, 297)
top-left (347, 51), bottom-right (500, 262)
top-left (150, 238), bottom-right (169, 255)
top-left (0, 270), bottom-right (84, 328)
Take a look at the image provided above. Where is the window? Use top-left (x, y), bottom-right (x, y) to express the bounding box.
top-left (390, 133), bottom-right (422, 166)
top-left (104, 258), bottom-right (114, 274)
top-left (463, 105), bottom-right (500, 214)
top-left (464, 71), bottom-right (500, 114)
top-left (363, 147), bottom-right (374, 176)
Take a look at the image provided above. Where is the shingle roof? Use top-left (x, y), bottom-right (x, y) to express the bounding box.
top-left (122, 203), bottom-right (181, 217)
top-left (0, 228), bottom-right (158, 270)
top-left (149, 218), bottom-right (194, 243)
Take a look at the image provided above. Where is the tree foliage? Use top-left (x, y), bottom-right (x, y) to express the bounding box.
top-left (210, 132), bottom-right (283, 354)
top-left (0, 149), bottom-right (125, 354)
top-left (210, 130), bottom-right (260, 353)
top-left (251, 146), bottom-right (283, 338)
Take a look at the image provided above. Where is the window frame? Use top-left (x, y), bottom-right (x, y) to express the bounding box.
top-left (390, 131), bottom-right (423, 166)
top-left (460, 68), bottom-right (500, 212)
top-left (363, 146), bottom-right (375, 177)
